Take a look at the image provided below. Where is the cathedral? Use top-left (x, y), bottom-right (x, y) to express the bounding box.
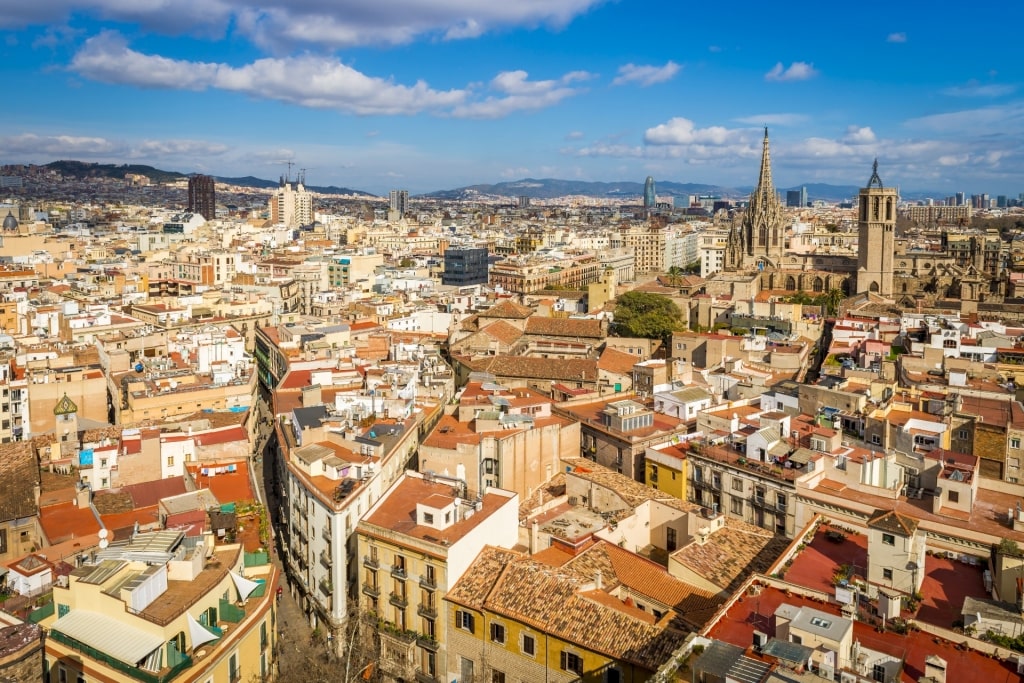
top-left (717, 128), bottom-right (1009, 306)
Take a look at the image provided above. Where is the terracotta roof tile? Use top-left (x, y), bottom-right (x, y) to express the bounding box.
top-left (524, 317), bottom-right (604, 339)
top-left (447, 546), bottom-right (688, 670)
top-left (671, 518), bottom-right (790, 593)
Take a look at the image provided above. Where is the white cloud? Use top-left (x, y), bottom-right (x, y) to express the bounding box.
top-left (906, 102), bottom-right (1024, 134)
top-left (450, 70), bottom-right (592, 119)
top-left (565, 131), bottom-right (585, 140)
top-left (942, 80), bottom-right (1016, 97)
top-left (765, 61), bottom-right (818, 82)
top-left (71, 32), bottom-right (466, 115)
top-left (886, 32), bottom-right (906, 43)
top-left (0, 132), bottom-right (230, 162)
top-left (734, 113), bottom-right (808, 126)
top-left (72, 34), bottom-right (590, 118)
top-left (611, 61), bottom-right (680, 87)
top-left (1, 0), bottom-right (603, 49)
top-left (841, 126), bottom-right (876, 144)
top-left (643, 117), bottom-right (742, 146)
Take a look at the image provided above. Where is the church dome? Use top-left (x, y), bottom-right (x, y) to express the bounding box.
top-left (2, 211), bottom-right (17, 231)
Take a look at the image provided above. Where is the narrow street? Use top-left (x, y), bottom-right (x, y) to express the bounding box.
top-left (250, 396), bottom-right (321, 679)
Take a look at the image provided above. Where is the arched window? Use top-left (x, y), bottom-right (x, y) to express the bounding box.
top-left (812, 277), bottom-right (824, 292)
top-left (785, 276), bottom-right (797, 291)
top-left (869, 281), bottom-right (880, 293)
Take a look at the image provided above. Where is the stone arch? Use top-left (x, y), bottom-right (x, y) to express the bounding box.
top-left (869, 281), bottom-right (880, 293)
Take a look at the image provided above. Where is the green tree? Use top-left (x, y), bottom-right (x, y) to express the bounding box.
top-left (611, 291), bottom-right (684, 341)
top-left (823, 288), bottom-right (845, 316)
top-left (667, 265), bottom-right (683, 286)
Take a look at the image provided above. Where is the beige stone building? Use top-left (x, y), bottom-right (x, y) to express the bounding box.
top-left (42, 531), bottom-right (278, 683)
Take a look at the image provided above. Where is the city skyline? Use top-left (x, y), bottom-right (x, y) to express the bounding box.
top-left (0, 1), bottom-right (1022, 196)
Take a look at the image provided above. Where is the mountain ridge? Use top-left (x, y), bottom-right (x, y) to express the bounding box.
top-left (26, 161), bottom-right (945, 202)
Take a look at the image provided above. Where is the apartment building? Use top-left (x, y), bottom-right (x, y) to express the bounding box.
top-left (43, 531), bottom-right (277, 683)
top-left (355, 471), bottom-right (518, 682)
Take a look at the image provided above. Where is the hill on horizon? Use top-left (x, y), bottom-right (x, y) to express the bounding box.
top-left (32, 162), bottom-right (941, 202)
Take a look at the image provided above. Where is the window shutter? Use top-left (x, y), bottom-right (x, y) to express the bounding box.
top-left (468, 613), bottom-right (475, 634)
top-left (560, 651), bottom-right (567, 670)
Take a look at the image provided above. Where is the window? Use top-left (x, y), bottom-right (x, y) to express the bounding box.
top-left (492, 671), bottom-right (506, 683)
top-left (1012, 438), bottom-right (1021, 450)
top-left (872, 663), bottom-right (887, 682)
top-left (456, 610), bottom-right (475, 633)
top-left (606, 668), bottom-right (622, 683)
top-left (871, 434), bottom-right (881, 445)
top-left (881, 533), bottom-right (895, 546)
top-left (731, 498), bottom-right (743, 515)
top-left (229, 653), bottom-right (240, 683)
top-left (882, 568), bottom-right (893, 580)
top-left (166, 456), bottom-right (175, 467)
top-left (957, 430), bottom-right (968, 440)
top-left (522, 634), bottom-right (536, 656)
top-left (560, 651), bottom-right (584, 675)
top-left (423, 512), bottom-right (434, 524)
top-left (460, 657), bottom-right (474, 682)
top-left (948, 490), bottom-right (960, 503)
top-left (490, 622), bottom-right (506, 644)
top-left (732, 479), bottom-right (743, 492)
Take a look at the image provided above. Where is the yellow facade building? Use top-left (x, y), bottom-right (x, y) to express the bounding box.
top-left (445, 546), bottom-right (692, 683)
top-left (644, 442), bottom-right (688, 500)
top-left (42, 530), bottom-right (277, 683)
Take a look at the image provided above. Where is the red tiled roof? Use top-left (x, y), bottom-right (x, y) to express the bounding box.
top-left (124, 476), bottom-right (188, 508)
top-left (39, 501), bottom-right (102, 545)
top-left (194, 426), bottom-right (248, 447)
top-left (186, 461), bottom-right (255, 504)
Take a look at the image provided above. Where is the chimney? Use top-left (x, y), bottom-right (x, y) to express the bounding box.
top-left (595, 571), bottom-right (602, 591)
top-left (924, 655), bottom-right (947, 683)
top-left (530, 520), bottom-right (539, 554)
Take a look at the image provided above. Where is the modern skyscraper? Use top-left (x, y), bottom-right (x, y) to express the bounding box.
top-left (389, 189), bottom-right (409, 216)
top-left (643, 176), bottom-right (656, 215)
top-left (187, 174), bottom-right (216, 220)
top-left (856, 160), bottom-right (897, 297)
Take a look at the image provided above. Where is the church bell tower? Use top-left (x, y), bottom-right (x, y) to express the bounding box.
top-left (856, 160), bottom-right (897, 297)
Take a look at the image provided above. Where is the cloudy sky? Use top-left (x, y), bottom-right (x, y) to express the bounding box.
top-left (0, 0), bottom-right (1022, 196)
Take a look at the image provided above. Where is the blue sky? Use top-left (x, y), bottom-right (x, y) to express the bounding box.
top-left (1, 1), bottom-right (1022, 196)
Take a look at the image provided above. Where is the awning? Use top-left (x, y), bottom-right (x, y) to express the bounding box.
top-left (788, 448), bottom-right (816, 465)
top-left (187, 612), bottom-right (221, 648)
top-left (52, 610), bottom-right (163, 665)
top-left (230, 571), bottom-right (262, 602)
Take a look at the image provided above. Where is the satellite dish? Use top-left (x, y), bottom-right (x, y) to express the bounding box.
top-left (99, 539), bottom-right (109, 549)
top-left (98, 528), bottom-right (109, 539)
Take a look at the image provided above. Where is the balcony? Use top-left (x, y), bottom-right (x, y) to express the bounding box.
top-left (48, 629), bottom-right (193, 683)
top-left (750, 495), bottom-right (770, 510)
top-left (709, 477), bottom-right (722, 491)
top-left (319, 550), bottom-right (332, 569)
top-left (389, 592), bottom-right (408, 609)
top-left (417, 603), bottom-right (437, 619)
top-left (391, 565), bottom-right (407, 579)
top-left (319, 579), bottom-right (333, 596)
top-left (361, 582), bottom-right (380, 598)
top-left (322, 526), bottom-right (332, 542)
top-left (363, 555), bottom-right (379, 569)
top-left (416, 635), bottom-right (440, 652)
top-left (416, 670), bottom-right (439, 683)
top-left (419, 574), bottom-right (437, 590)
